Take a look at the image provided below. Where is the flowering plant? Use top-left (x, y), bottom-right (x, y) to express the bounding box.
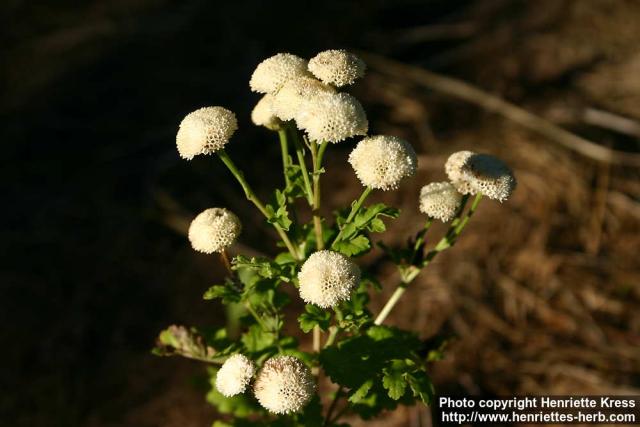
top-left (155, 49), bottom-right (515, 426)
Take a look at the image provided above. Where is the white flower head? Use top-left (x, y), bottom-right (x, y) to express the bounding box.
top-left (272, 76), bottom-right (335, 122)
top-left (215, 354), bottom-right (256, 397)
top-left (348, 135), bottom-right (417, 190)
top-left (419, 182), bottom-right (463, 222)
top-left (297, 92), bottom-right (368, 143)
top-left (251, 94), bottom-right (282, 130)
top-left (297, 250), bottom-right (361, 308)
top-left (445, 151), bottom-right (516, 201)
top-left (308, 49), bottom-right (366, 87)
top-left (250, 53), bottom-right (311, 94)
top-left (188, 208), bottom-right (241, 254)
top-left (444, 151), bottom-right (475, 194)
top-left (176, 107), bottom-right (238, 160)
top-left (254, 355), bottom-right (315, 414)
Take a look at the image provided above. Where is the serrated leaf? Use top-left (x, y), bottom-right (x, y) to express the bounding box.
top-left (382, 360), bottom-right (408, 400)
top-left (241, 324), bottom-right (276, 355)
top-left (333, 234), bottom-right (371, 257)
top-left (295, 395), bottom-right (323, 427)
top-left (203, 278), bottom-right (242, 303)
top-left (233, 255), bottom-right (292, 282)
top-left (298, 304), bottom-right (331, 333)
top-left (354, 203), bottom-right (400, 231)
top-left (265, 189), bottom-right (293, 231)
top-left (320, 325), bottom-right (421, 391)
top-left (407, 370), bottom-right (435, 404)
top-left (349, 379), bottom-right (374, 403)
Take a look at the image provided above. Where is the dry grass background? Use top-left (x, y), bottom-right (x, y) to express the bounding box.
top-left (2, 1), bottom-right (639, 426)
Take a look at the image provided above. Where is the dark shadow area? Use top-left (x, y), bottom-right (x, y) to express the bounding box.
top-left (2, 1), bottom-right (639, 426)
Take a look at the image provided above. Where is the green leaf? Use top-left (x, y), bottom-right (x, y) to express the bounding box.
top-left (354, 203), bottom-right (400, 232)
top-left (319, 325), bottom-right (421, 390)
top-left (265, 189), bottom-right (293, 231)
top-left (284, 163), bottom-right (307, 199)
top-left (154, 325), bottom-right (220, 361)
top-left (382, 360), bottom-right (408, 400)
top-left (298, 304), bottom-right (331, 333)
top-left (294, 395), bottom-right (323, 427)
top-left (349, 379), bottom-right (374, 403)
top-left (349, 380), bottom-right (403, 420)
top-left (203, 278), bottom-right (242, 303)
top-left (241, 324), bottom-right (276, 355)
top-left (233, 255), bottom-right (291, 281)
top-left (333, 234), bottom-right (371, 257)
top-left (407, 370), bottom-right (435, 404)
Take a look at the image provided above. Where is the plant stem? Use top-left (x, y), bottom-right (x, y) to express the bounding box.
top-left (433, 193), bottom-right (482, 252)
top-left (245, 302), bottom-right (268, 330)
top-left (324, 326), bottom-right (338, 348)
top-left (309, 140), bottom-right (329, 358)
top-left (374, 194), bottom-right (483, 325)
top-left (217, 149), bottom-right (300, 260)
top-left (313, 326), bottom-right (321, 352)
top-left (410, 218), bottom-right (433, 264)
top-left (310, 140), bottom-right (328, 250)
top-left (220, 249), bottom-right (233, 275)
top-left (278, 129), bottom-right (292, 189)
top-left (292, 130), bottom-right (314, 206)
top-left (324, 387), bottom-right (345, 427)
top-left (331, 186), bottom-right (373, 247)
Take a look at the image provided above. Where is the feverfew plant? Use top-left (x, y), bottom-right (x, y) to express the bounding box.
top-left (154, 49), bottom-right (516, 426)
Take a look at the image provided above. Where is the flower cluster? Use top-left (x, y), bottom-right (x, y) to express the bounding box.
top-left (166, 48), bottom-right (518, 424)
top-left (249, 50), bottom-right (368, 143)
top-left (214, 353), bottom-right (314, 415)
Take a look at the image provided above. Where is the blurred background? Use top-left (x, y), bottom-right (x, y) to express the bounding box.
top-left (2, 0), bottom-right (639, 426)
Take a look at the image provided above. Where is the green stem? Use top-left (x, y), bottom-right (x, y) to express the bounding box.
top-left (217, 149), bottom-right (300, 259)
top-left (292, 130), bottom-right (314, 206)
top-left (309, 140), bottom-right (329, 356)
top-left (245, 302), bottom-right (268, 331)
top-left (374, 194), bottom-right (483, 325)
top-left (433, 193), bottom-right (482, 252)
top-left (331, 186), bottom-right (373, 247)
top-left (410, 218), bottom-right (433, 264)
top-left (324, 387), bottom-right (345, 427)
top-left (311, 140), bottom-right (328, 250)
top-left (278, 129), bottom-right (291, 190)
top-left (324, 326), bottom-right (339, 348)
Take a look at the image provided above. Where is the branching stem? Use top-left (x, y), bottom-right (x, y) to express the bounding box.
top-left (278, 129), bottom-right (292, 189)
top-left (374, 194), bottom-right (483, 325)
top-left (330, 186), bottom-right (373, 247)
top-left (217, 149), bottom-right (300, 260)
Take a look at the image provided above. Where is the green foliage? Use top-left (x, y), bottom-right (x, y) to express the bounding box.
top-left (298, 304), bottom-right (331, 333)
top-left (265, 189), bottom-right (293, 231)
top-left (203, 278), bottom-right (242, 303)
top-left (332, 203), bottom-right (400, 257)
top-left (233, 255), bottom-right (293, 282)
top-left (320, 325), bottom-right (433, 417)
